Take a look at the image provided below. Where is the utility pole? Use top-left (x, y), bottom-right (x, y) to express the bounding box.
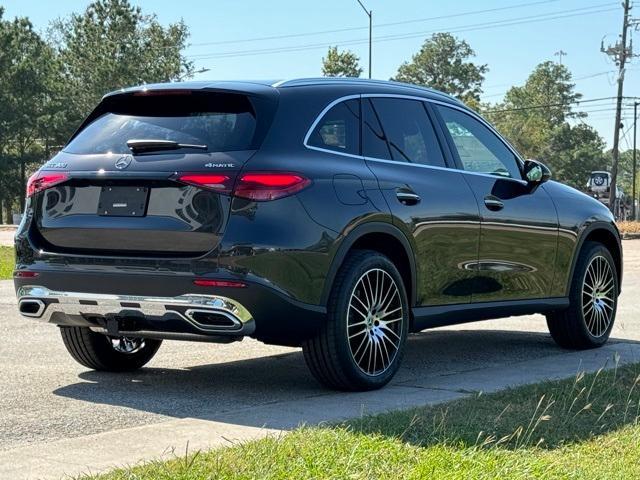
top-left (601, 0), bottom-right (638, 217)
top-left (634, 101), bottom-right (638, 220)
top-left (356, 0), bottom-right (372, 78)
top-left (554, 50), bottom-right (567, 65)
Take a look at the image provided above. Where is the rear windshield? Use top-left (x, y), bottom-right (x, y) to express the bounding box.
top-left (64, 92), bottom-right (258, 154)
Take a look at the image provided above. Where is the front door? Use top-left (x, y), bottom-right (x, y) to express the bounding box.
top-left (432, 103), bottom-right (558, 302)
top-left (361, 96), bottom-right (481, 306)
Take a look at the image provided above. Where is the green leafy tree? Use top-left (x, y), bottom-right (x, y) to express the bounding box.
top-left (0, 8), bottom-right (57, 214)
top-left (49, 0), bottom-right (194, 136)
top-left (392, 33), bottom-right (488, 106)
top-left (541, 123), bottom-right (606, 189)
top-left (321, 46), bottom-right (363, 77)
top-left (486, 62), bottom-right (583, 160)
top-left (485, 62), bottom-right (607, 189)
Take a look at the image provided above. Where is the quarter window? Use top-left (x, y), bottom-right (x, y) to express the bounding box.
top-left (435, 105), bottom-right (521, 179)
top-left (307, 99), bottom-right (360, 155)
top-left (369, 98), bottom-right (446, 167)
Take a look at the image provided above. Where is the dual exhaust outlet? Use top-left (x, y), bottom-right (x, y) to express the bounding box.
top-left (17, 286), bottom-right (254, 337)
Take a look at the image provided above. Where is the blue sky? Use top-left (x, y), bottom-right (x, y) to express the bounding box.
top-left (2, 0), bottom-right (638, 147)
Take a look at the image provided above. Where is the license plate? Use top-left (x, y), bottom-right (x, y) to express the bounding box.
top-left (98, 186), bottom-right (149, 217)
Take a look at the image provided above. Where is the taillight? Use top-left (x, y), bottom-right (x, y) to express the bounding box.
top-left (174, 174), bottom-right (234, 194)
top-left (173, 171), bottom-right (311, 201)
top-left (13, 271), bottom-right (40, 278)
top-left (234, 173), bottom-right (311, 201)
top-left (26, 171), bottom-right (69, 198)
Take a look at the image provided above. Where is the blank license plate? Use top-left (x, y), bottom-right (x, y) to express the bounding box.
top-left (98, 186), bottom-right (149, 217)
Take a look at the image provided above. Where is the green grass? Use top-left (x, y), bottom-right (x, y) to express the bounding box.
top-left (84, 361), bottom-right (640, 479)
top-left (0, 246), bottom-right (14, 280)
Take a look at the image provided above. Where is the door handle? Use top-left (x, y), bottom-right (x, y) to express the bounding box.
top-left (396, 190), bottom-right (421, 206)
top-left (484, 196), bottom-right (504, 211)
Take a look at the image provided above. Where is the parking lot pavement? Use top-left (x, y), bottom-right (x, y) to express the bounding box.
top-left (0, 240), bottom-right (638, 479)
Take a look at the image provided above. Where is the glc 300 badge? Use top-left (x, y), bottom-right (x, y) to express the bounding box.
top-left (44, 162), bottom-right (68, 169)
top-left (115, 155), bottom-right (133, 170)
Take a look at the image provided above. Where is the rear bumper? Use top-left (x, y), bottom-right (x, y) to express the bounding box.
top-left (14, 270), bottom-right (326, 346)
top-left (18, 285), bottom-right (255, 338)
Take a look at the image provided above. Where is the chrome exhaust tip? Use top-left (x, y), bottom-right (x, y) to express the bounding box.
top-left (184, 309), bottom-right (243, 331)
top-left (18, 299), bottom-right (45, 318)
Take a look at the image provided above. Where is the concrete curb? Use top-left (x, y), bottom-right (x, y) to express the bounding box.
top-left (1, 341), bottom-right (638, 480)
top-left (622, 233), bottom-right (640, 240)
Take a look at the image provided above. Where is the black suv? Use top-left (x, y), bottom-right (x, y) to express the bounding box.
top-left (14, 78), bottom-right (622, 391)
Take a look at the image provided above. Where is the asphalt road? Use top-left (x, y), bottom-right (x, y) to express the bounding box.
top-left (1, 241), bottom-right (639, 454)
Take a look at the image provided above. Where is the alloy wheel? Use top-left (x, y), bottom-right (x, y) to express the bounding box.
top-left (110, 336), bottom-right (145, 354)
top-left (582, 255), bottom-right (615, 338)
top-left (347, 268), bottom-right (404, 376)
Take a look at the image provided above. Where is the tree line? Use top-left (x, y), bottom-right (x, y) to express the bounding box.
top-left (323, 34), bottom-right (638, 199)
top-left (1, 1), bottom-right (636, 223)
top-left (0, 0), bottom-right (192, 223)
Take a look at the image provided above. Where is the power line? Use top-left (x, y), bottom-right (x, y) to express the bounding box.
top-left (187, 4), bottom-right (619, 60)
top-left (483, 96), bottom-right (640, 114)
top-left (481, 69), bottom-right (626, 100)
top-left (482, 72), bottom-right (614, 99)
top-left (579, 106), bottom-right (635, 113)
top-left (183, 0), bottom-right (563, 48)
top-left (188, 4), bottom-right (617, 59)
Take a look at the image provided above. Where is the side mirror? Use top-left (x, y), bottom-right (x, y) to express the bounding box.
top-left (523, 159), bottom-right (551, 190)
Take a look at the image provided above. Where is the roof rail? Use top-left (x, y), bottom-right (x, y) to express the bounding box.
top-left (273, 77), bottom-right (461, 103)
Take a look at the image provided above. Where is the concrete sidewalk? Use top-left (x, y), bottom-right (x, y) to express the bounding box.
top-left (0, 227), bottom-right (16, 247)
top-left (1, 342), bottom-right (638, 480)
top-left (1, 241), bottom-right (638, 479)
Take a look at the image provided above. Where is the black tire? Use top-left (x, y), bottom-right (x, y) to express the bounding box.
top-left (302, 249), bottom-right (409, 391)
top-left (546, 241), bottom-right (618, 349)
top-left (60, 327), bottom-right (162, 371)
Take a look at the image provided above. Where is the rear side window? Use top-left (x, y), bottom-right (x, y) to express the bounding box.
top-left (307, 99), bottom-right (360, 155)
top-left (65, 92), bottom-right (258, 154)
top-left (370, 98), bottom-right (446, 167)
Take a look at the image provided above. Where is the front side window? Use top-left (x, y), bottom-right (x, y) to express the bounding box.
top-left (65, 92), bottom-right (258, 154)
top-left (435, 105), bottom-right (521, 179)
top-left (369, 98), bottom-right (446, 167)
top-left (307, 99), bottom-right (360, 155)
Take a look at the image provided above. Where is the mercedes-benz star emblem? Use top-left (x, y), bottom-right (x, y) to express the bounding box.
top-left (115, 155), bottom-right (132, 170)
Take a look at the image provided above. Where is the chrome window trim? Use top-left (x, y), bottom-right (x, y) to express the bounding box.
top-left (302, 94), bottom-right (361, 148)
top-left (302, 93), bottom-right (528, 185)
top-left (363, 156), bottom-right (528, 185)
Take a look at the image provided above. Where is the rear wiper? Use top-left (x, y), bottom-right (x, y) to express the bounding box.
top-left (126, 139), bottom-right (208, 154)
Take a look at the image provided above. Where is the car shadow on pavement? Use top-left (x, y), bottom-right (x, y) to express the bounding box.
top-left (50, 328), bottom-right (608, 430)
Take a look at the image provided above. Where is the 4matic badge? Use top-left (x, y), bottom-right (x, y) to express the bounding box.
top-left (204, 162), bottom-right (235, 168)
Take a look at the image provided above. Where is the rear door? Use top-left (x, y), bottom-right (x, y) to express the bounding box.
top-left (31, 90), bottom-right (274, 256)
top-left (432, 103), bottom-right (558, 302)
top-left (362, 96), bottom-right (481, 306)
